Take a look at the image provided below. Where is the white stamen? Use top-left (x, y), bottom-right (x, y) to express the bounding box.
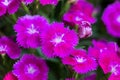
top-left (75, 16), bottom-right (82, 21)
top-left (116, 15), bottom-right (120, 23)
top-left (2, 0), bottom-right (11, 6)
top-left (27, 24), bottom-right (39, 34)
top-left (111, 64), bottom-right (120, 75)
top-left (0, 45), bottom-right (7, 52)
top-left (26, 64), bottom-right (37, 74)
top-left (50, 34), bottom-right (65, 46)
top-left (75, 56), bottom-right (86, 63)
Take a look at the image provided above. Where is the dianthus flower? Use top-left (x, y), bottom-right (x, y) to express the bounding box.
top-left (0, 36), bottom-right (21, 59)
top-left (88, 40), bottom-right (118, 59)
top-left (98, 50), bottom-right (120, 80)
top-left (62, 49), bottom-right (97, 74)
top-left (63, 0), bottom-right (96, 26)
top-left (99, 50), bottom-right (120, 74)
top-left (3, 71), bottom-right (18, 80)
top-left (14, 15), bottom-right (49, 48)
top-left (102, 2), bottom-right (120, 37)
top-left (0, 0), bottom-right (20, 16)
top-left (39, 0), bottom-right (58, 6)
top-left (41, 22), bottom-right (78, 58)
top-left (13, 54), bottom-right (49, 80)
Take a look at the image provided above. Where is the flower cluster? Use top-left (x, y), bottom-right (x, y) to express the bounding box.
top-left (1, 0), bottom-right (120, 80)
top-left (88, 40), bottom-right (120, 80)
top-left (63, 0), bottom-right (96, 38)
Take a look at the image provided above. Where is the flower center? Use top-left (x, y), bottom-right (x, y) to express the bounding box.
top-left (75, 16), bottom-right (82, 21)
top-left (25, 64), bottom-right (40, 78)
top-left (99, 47), bottom-right (107, 53)
top-left (116, 15), bottom-right (120, 23)
top-left (0, 45), bottom-right (7, 53)
top-left (50, 34), bottom-right (65, 46)
top-left (26, 24), bottom-right (39, 34)
top-left (75, 56), bottom-right (87, 63)
top-left (110, 64), bottom-right (120, 75)
top-left (1, 0), bottom-right (11, 6)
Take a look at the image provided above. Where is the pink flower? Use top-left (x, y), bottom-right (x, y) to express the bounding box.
top-left (98, 50), bottom-right (120, 80)
top-left (0, 36), bottom-right (21, 59)
top-left (39, 0), bottom-right (58, 6)
top-left (62, 49), bottom-right (97, 74)
top-left (109, 74), bottom-right (120, 80)
top-left (3, 71), bottom-right (18, 80)
top-left (102, 2), bottom-right (120, 37)
top-left (98, 50), bottom-right (120, 74)
top-left (0, 0), bottom-right (20, 16)
top-left (14, 15), bottom-right (49, 48)
top-left (88, 40), bottom-right (118, 59)
top-left (63, 0), bottom-right (96, 26)
top-left (13, 54), bottom-right (49, 80)
top-left (41, 22), bottom-right (78, 58)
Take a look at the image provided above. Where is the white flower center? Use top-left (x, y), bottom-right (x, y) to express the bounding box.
top-left (110, 64), bottom-right (120, 75)
top-left (50, 34), bottom-right (65, 46)
top-left (99, 47), bottom-right (107, 53)
top-left (1, 0), bottom-right (11, 6)
top-left (25, 64), bottom-right (39, 75)
top-left (75, 16), bottom-right (82, 21)
top-left (27, 24), bottom-right (39, 34)
top-left (75, 56), bottom-right (86, 63)
top-left (0, 45), bottom-right (7, 52)
top-left (116, 15), bottom-right (120, 23)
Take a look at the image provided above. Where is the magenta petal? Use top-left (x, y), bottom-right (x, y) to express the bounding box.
top-left (0, 3), bottom-right (6, 16)
top-left (7, 0), bottom-right (20, 14)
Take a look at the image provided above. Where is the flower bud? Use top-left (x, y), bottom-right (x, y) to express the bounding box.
top-left (78, 21), bottom-right (92, 38)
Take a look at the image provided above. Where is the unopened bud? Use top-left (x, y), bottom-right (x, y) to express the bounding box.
top-left (78, 21), bottom-right (92, 38)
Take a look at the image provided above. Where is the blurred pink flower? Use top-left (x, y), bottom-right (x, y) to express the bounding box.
top-left (0, 36), bottom-right (21, 59)
top-left (102, 2), bottom-right (120, 37)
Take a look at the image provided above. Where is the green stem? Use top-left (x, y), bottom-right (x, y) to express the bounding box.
top-left (35, 0), bottom-right (39, 14)
top-left (21, 2), bottom-right (30, 14)
top-left (75, 73), bottom-right (79, 80)
top-left (10, 14), bottom-right (17, 22)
